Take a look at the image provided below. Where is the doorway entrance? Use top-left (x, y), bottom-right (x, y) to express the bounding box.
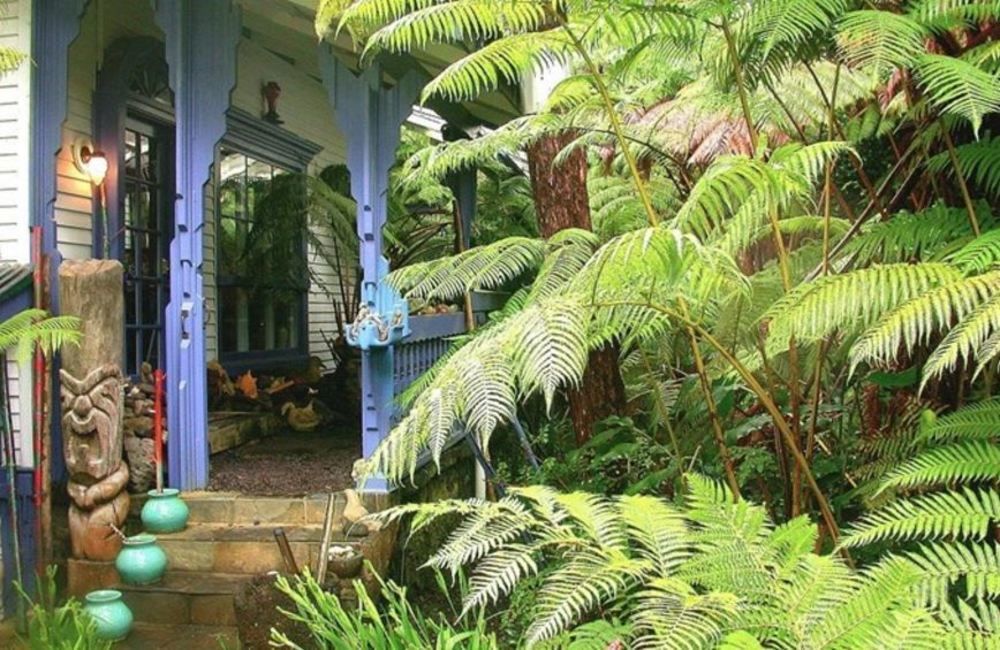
top-left (121, 116), bottom-right (174, 377)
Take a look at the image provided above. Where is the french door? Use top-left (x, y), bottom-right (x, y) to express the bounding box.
top-left (121, 116), bottom-right (174, 376)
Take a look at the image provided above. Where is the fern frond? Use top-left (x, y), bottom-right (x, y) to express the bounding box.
top-left (906, 542), bottom-right (1000, 609)
top-left (877, 442), bottom-right (1000, 493)
top-left (915, 54), bottom-right (1000, 135)
top-left (850, 271), bottom-right (1000, 372)
top-left (748, 0), bottom-right (848, 63)
top-left (840, 488), bottom-right (1000, 548)
top-left (765, 263), bottom-right (964, 357)
top-left (423, 29), bottom-right (573, 103)
top-left (361, 1), bottom-right (549, 56)
top-left (949, 228), bottom-right (1000, 275)
top-left (922, 291), bottom-right (1000, 387)
top-left (918, 399), bottom-right (1000, 443)
top-left (837, 10), bottom-right (927, 79)
top-left (526, 549), bottom-right (650, 646)
top-left (843, 203), bottom-right (981, 266)
top-left (927, 135), bottom-right (1000, 199)
top-left (387, 236), bottom-right (545, 300)
top-left (0, 310), bottom-right (82, 364)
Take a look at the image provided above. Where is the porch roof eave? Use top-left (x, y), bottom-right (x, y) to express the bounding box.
top-left (238, 0), bottom-right (525, 131)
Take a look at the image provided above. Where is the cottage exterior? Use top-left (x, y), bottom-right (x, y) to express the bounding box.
top-left (0, 0), bottom-right (519, 615)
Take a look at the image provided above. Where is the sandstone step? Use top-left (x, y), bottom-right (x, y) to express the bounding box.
top-left (157, 523), bottom-right (325, 575)
top-left (119, 621), bottom-right (239, 650)
top-left (130, 491), bottom-right (340, 527)
top-left (117, 571), bottom-right (248, 627)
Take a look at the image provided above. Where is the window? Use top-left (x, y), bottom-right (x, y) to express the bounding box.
top-left (122, 118), bottom-right (172, 376)
top-left (217, 149), bottom-right (306, 360)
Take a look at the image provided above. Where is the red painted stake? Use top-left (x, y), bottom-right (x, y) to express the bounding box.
top-left (30, 226), bottom-right (45, 573)
top-left (153, 369), bottom-right (165, 493)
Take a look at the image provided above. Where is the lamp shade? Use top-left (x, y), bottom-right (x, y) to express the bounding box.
top-left (84, 151), bottom-right (109, 186)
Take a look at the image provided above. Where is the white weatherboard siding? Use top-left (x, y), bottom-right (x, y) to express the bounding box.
top-left (219, 36), bottom-right (353, 371)
top-left (0, 0), bottom-right (32, 614)
top-left (0, 0), bottom-right (33, 468)
top-left (0, 0), bottom-right (31, 264)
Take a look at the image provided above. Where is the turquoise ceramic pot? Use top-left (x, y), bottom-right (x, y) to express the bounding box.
top-left (115, 533), bottom-right (167, 585)
top-left (83, 589), bottom-right (133, 641)
top-left (141, 488), bottom-right (189, 533)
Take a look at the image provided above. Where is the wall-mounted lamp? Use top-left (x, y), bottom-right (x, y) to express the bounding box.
top-left (72, 140), bottom-right (108, 186)
top-left (72, 139), bottom-right (111, 257)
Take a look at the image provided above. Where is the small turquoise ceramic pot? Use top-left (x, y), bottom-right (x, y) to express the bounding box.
top-left (141, 488), bottom-right (190, 534)
top-left (115, 533), bottom-right (167, 586)
top-left (83, 589), bottom-right (133, 641)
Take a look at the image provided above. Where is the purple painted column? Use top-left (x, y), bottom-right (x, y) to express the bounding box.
top-left (318, 49), bottom-right (423, 492)
top-left (153, 0), bottom-right (240, 490)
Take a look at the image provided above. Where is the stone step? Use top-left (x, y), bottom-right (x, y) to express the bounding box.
top-left (118, 621), bottom-right (240, 650)
top-left (130, 491), bottom-right (341, 527)
top-left (157, 523), bottom-right (326, 575)
top-left (117, 571), bottom-right (248, 627)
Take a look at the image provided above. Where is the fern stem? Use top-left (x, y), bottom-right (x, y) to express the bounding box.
top-left (678, 300), bottom-right (741, 500)
top-left (767, 206), bottom-right (806, 516)
top-left (760, 77), bottom-right (857, 221)
top-left (721, 18), bottom-right (758, 157)
top-left (595, 300), bottom-right (843, 544)
top-left (941, 124), bottom-right (981, 236)
top-left (639, 349), bottom-right (683, 470)
top-left (803, 61), bottom-right (886, 217)
top-left (559, 21), bottom-right (659, 227)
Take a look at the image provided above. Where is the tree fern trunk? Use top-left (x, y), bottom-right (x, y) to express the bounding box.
top-left (527, 132), bottom-right (627, 444)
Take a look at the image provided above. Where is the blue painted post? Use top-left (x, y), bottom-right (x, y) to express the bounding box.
top-left (31, 0), bottom-right (90, 486)
top-left (318, 49), bottom-right (423, 492)
top-left (447, 168), bottom-right (477, 249)
top-left (152, 0), bottom-right (240, 491)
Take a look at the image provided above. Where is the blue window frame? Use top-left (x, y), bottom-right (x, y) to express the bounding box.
top-left (215, 110), bottom-right (321, 369)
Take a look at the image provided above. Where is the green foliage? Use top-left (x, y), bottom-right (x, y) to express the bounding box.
top-left (0, 309), bottom-right (81, 365)
top-left (842, 400), bottom-right (1000, 647)
top-left (15, 567), bottom-right (112, 650)
top-left (272, 569), bottom-right (497, 649)
top-left (377, 476), bottom-right (943, 649)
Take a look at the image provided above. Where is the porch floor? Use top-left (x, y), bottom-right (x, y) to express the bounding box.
top-left (207, 426), bottom-right (361, 497)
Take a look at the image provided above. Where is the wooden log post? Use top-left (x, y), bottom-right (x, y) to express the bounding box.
top-left (58, 260), bottom-right (129, 561)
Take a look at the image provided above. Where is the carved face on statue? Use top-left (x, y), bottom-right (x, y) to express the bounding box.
top-left (60, 364), bottom-right (124, 480)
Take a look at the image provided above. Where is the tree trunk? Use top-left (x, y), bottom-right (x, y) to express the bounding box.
top-left (527, 132), bottom-right (627, 444)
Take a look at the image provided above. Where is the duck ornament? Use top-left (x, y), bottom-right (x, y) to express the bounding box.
top-left (280, 400), bottom-right (322, 432)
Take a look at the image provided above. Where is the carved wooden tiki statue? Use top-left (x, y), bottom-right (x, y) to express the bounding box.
top-left (59, 260), bottom-right (130, 561)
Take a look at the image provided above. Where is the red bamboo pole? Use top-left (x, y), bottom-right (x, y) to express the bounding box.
top-left (30, 226), bottom-right (47, 572)
top-left (153, 369), bottom-right (164, 493)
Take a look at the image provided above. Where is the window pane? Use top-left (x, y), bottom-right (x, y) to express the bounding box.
top-left (217, 151), bottom-right (305, 355)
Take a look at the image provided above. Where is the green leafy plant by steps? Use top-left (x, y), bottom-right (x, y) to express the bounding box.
top-left (271, 569), bottom-right (498, 650)
top-left (376, 475), bottom-right (948, 649)
top-left (14, 567), bottom-right (112, 650)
